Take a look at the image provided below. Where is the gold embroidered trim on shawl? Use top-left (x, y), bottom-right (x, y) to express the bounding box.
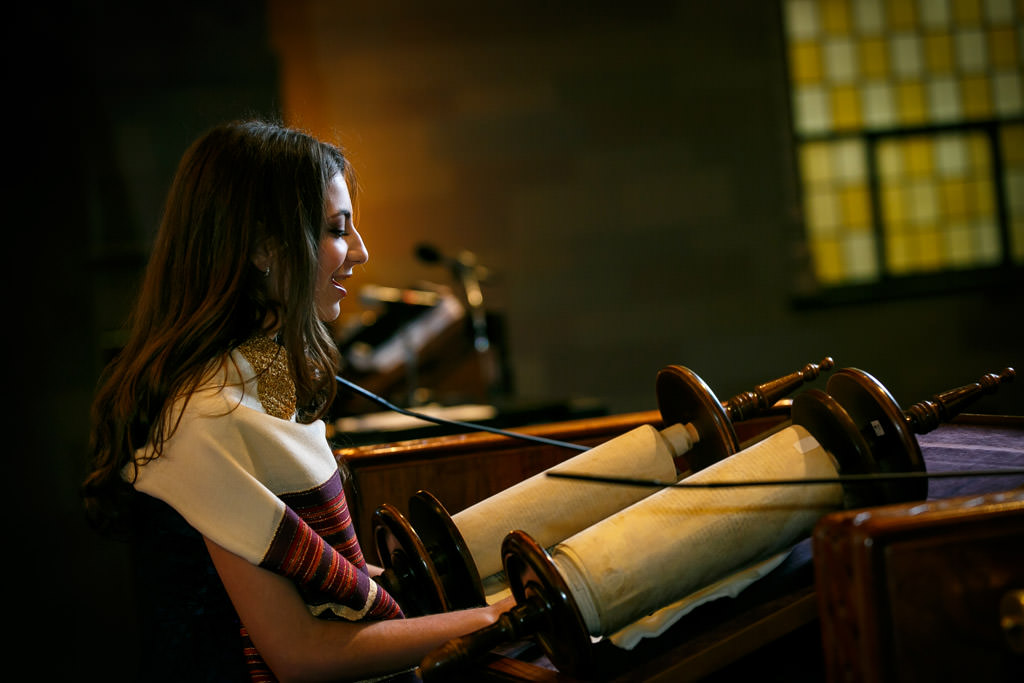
top-left (237, 335), bottom-right (297, 420)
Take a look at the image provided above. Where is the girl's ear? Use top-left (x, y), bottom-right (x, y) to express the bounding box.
top-left (251, 240), bottom-right (274, 276)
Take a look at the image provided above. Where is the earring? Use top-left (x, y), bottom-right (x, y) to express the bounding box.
top-left (264, 266), bottom-right (271, 277)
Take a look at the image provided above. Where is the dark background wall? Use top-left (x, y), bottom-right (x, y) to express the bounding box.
top-left (20, 2), bottom-right (1020, 680)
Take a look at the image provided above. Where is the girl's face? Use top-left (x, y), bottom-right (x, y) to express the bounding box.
top-left (315, 173), bottom-right (368, 322)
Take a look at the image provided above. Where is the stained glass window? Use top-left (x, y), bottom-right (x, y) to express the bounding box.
top-left (782, 0), bottom-right (1023, 292)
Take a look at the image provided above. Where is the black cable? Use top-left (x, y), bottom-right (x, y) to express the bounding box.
top-left (546, 469), bottom-right (1024, 488)
top-left (335, 375), bottom-right (590, 452)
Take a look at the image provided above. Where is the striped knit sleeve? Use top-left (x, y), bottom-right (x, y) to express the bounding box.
top-left (261, 471), bottom-right (404, 621)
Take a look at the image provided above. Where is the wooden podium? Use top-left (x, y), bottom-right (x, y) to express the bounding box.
top-left (814, 486), bottom-right (1024, 683)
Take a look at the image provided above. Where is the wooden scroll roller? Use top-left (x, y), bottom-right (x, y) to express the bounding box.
top-left (371, 358), bottom-right (833, 616)
top-left (417, 367), bottom-right (1015, 679)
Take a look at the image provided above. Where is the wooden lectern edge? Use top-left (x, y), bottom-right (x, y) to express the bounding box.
top-left (331, 410), bottom-right (817, 465)
top-left (333, 410), bottom-right (665, 464)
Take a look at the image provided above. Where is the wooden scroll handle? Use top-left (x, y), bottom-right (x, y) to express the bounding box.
top-left (419, 530), bottom-right (593, 680)
top-left (903, 367), bottom-right (1015, 433)
top-left (418, 597), bottom-right (547, 681)
top-left (721, 356), bottom-right (834, 422)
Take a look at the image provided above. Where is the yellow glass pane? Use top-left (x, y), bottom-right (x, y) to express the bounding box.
top-left (886, 233), bottom-right (913, 273)
top-left (886, 0), bottom-right (917, 30)
top-left (951, 0), bottom-right (983, 24)
top-left (988, 27), bottom-right (1018, 68)
top-left (790, 42), bottom-right (824, 83)
top-left (916, 229), bottom-right (945, 270)
top-left (842, 232), bottom-right (879, 280)
top-left (1002, 124), bottom-right (1024, 164)
top-left (904, 138), bottom-right (934, 177)
top-left (975, 220), bottom-right (1002, 263)
top-left (812, 238), bottom-right (845, 283)
top-left (941, 179), bottom-right (970, 217)
top-left (935, 134), bottom-right (970, 176)
top-left (800, 141), bottom-right (834, 183)
top-left (882, 185), bottom-right (907, 224)
top-left (877, 143), bottom-right (904, 180)
top-left (945, 224), bottom-right (977, 266)
top-left (860, 37), bottom-right (888, 77)
top-left (833, 138), bottom-right (866, 182)
top-left (971, 178), bottom-right (995, 215)
top-left (967, 134), bottom-right (991, 168)
top-left (897, 82), bottom-right (927, 124)
top-left (924, 33), bottom-right (954, 73)
top-left (805, 187), bottom-right (840, 235)
top-left (794, 87), bottom-right (831, 134)
top-left (840, 184), bottom-right (871, 225)
top-left (821, 0), bottom-right (851, 34)
top-left (908, 180), bottom-right (938, 224)
top-left (961, 75), bottom-right (992, 118)
top-left (831, 86), bottom-right (862, 129)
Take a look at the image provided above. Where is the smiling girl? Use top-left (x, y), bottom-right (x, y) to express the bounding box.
top-left (82, 120), bottom-right (510, 682)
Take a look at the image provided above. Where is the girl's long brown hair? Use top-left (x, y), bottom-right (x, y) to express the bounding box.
top-left (82, 120), bottom-right (353, 534)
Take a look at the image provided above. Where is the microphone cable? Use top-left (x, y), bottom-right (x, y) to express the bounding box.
top-left (335, 375), bottom-right (590, 452)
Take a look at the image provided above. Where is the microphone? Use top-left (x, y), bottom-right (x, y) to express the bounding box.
top-left (414, 243), bottom-right (445, 265)
top-left (335, 374), bottom-right (589, 452)
top-left (415, 243), bottom-right (488, 278)
top-left (414, 243), bottom-right (491, 353)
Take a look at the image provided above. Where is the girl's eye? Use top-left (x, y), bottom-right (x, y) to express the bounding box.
top-left (328, 211), bottom-right (352, 238)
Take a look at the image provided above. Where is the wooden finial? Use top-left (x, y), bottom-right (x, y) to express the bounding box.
top-left (903, 367), bottom-right (1015, 434)
top-left (721, 356), bottom-right (834, 421)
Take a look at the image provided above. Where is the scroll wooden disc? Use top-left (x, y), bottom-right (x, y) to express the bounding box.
top-left (825, 368), bottom-right (927, 504)
top-left (373, 503), bottom-right (449, 615)
top-left (792, 388), bottom-right (883, 509)
top-left (408, 490), bottom-right (486, 609)
top-left (502, 530), bottom-right (594, 679)
top-left (656, 365), bottom-right (740, 472)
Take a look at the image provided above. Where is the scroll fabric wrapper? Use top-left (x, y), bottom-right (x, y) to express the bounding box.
top-left (454, 423), bottom-right (689, 580)
top-left (126, 351), bottom-right (400, 622)
top-left (553, 425), bottom-right (843, 640)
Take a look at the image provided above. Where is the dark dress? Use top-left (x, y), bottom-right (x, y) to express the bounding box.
top-left (129, 492), bottom-right (248, 682)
